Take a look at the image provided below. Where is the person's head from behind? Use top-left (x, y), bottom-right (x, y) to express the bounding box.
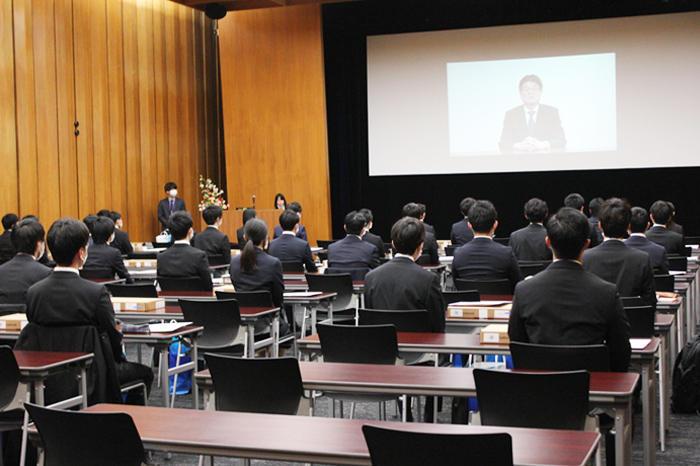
top-left (667, 201), bottom-right (677, 220)
top-left (401, 203), bottom-right (424, 222)
top-left (546, 208), bottom-right (591, 261)
top-left (417, 203), bottom-right (427, 221)
top-left (563, 193), bottom-right (585, 212)
top-left (288, 201), bottom-right (303, 222)
top-left (359, 208), bottom-right (374, 230)
top-left (241, 219), bottom-right (268, 273)
top-left (96, 209), bottom-right (111, 218)
top-left (459, 197), bottom-right (476, 218)
top-left (11, 219), bottom-right (45, 259)
top-left (83, 215), bottom-right (98, 236)
top-left (242, 208), bottom-right (256, 225)
top-left (202, 205), bottom-right (223, 227)
top-left (110, 211), bottom-right (123, 229)
top-left (344, 211), bottom-right (367, 236)
top-left (391, 217), bottom-right (425, 259)
top-left (168, 211), bottom-right (194, 241)
top-left (598, 198), bottom-right (631, 239)
top-left (468, 200), bottom-right (498, 235)
top-left (2, 213), bottom-right (18, 232)
top-left (279, 209), bottom-right (300, 233)
top-left (629, 207), bottom-right (650, 234)
top-left (164, 181), bottom-right (178, 198)
top-left (274, 193), bottom-right (287, 210)
top-left (524, 198), bottom-right (548, 224)
top-left (47, 218), bottom-right (90, 267)
top-left (649, 200), bottom-right (672, 226)
top-left (91, 216), bottom-right (116, 245)
top-left (519, 74), bottom-right (543, 107)
top-left (588, 197), bottom-right (604, 218)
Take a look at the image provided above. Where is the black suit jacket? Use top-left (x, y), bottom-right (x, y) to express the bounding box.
top-left (273, 224), bottom-right (308, 241)
top-left (424, 223), bottom-right (436, 237)
top-left (364, 256), bottom-right (446, 332)
top-left (508, 223), bottom-right (552, 261)
top-left (450, 219), bottom-right (474, 246)
top-left (110, 228), bottom-right (133, 255)
top-left (84, 244), bottom-right (133, 283)
top-left (193, 227), bottom-right (231, 265)
top-left (157, 197), bottom-right (187, 230)
top-left (508, 260), bottom-right (631, 372)
top-left (230, 248), bottom-right (284, 308)
top-left (156, 243), bottom-right (212, 290)
top-left (625, 235), bottom-right (669, 274)
top-left (0, 254), bottom-right (51, 304)
top-left (236, 227), bottom-right (246, 247)
top-left (0, 230), bottom-right (15, 265)
top-left (422, 231), bottom-right (440, 265)
top-left (645, 226), bottom-right (685, 256)
top-left (328, 235), bottom-right (381, 270)
top-left (583, 240), bottom-right (656, 305)
top-left (268, 233), bottom-right (318, 272)
top-left (668, 221), bottom-right (684, 237)
top-left (499, 104), bottom-right (566, 153)
top-left (362, 231), bottom-right (386, 257)
top-left (588, 217), bottom-right (603, 248)
top-left (452, 237), bottom-right (522, 287)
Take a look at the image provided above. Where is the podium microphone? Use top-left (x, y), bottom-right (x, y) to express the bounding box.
top-left (252, 194), bottom-right (256, 209)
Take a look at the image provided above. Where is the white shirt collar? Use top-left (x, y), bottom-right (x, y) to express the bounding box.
top-left (630, 233), bottom-right (646, 238)
top-left (603, 237), bottom-right (625, 242)
top-left (174, 239), bottom-right (190, 245)
top-left (394, 253), bottom-right (416, 262)
top-left (553, 258), bottom-right (583, 266)
top-left (282, 231), bottom-right (296, 236)
top-left (473, 235), bottom-right (493, 240)
top-left (652, 224), bottom-right (666, 229)
top-left (347, 234), bottom-right (363, 240)
top-left (54, 266), bottom-right (80, 275)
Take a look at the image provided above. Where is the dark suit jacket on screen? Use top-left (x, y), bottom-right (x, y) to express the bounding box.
top-left (229, 248), bottom-right (284, 308)
top-left (499, 104), bottom-right (566, 153)
top-left (156, 242), bottom-right (212, 290)
top-left (193, 226), bottom-right (231, 265)
top-left (625, 234), bottom-right (669, 274)
top-left (450, 219), bottom-right (474, 247)
top-left (157, 197), bottom-right (187, 231)
top-left (84, 244), bottom-right (133, 283)
top-left (452, 237), bottom-right (522, 288)
top-left (110, 229), bottom-right (133, 256)
top-left (0, 254), bottom-right (51, 305)
top-left (645, 226), bottom-right (685, 256)
top-left (508, 223), bottom-right (552, 261)
top-left (0, 230), bottom-right (15, 265)
top-left (328, 235), bottom-right (381, 271)
top-left (268, 233), bottom-right (317, 272)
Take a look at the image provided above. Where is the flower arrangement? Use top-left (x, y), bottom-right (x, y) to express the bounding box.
top-left (197, 175), bottom-right (229, 212)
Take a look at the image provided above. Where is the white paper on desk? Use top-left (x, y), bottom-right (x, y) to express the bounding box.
top-left (284, 291), bottom-right (323, 298)
top-left (688, 256), bottom-right (699, 263)
top-left (657, 297), bottom-right (678, 305)
top-left (148, 322), bottom-right (193, 333)
top-left (630, 338), bottom-right (652, 350)
top-left (129, 269), bottom-right (157, 275)
top-left (686, 244), bottom-right (699, 249)
top-left (669, 270), bottom-right (685, 276)
top-left (310, 247), bottom-right (323, 253)
top-left (450, 301), bottom-right (510, 307)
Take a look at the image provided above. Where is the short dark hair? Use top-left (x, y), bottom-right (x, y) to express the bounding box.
top-left (359, 208), bottom-right (373, 223)
top-left (468, 200), bottom-right (497, 233)
top-left (563, 193), bottom-right (585, 210)
top-left (650, 200), bottom-right (672, 225)
top-left (2, 213), bottom-right (18, 231)
top-left (279, 209), bottom-right (300, 231)
top-left (91, 216), bottom-right (115, 245)
top-left (524, 198), bottom-right (548, 223)
top-left (47, 218), bottom-right (90, 266)
top-left (11, 219), bottom-right (45, 255)
top-left (391, 217), bottom-right (425, 255)
top-left (242, 208), bottom-right (256, 224)
top-left (344, 211), bottom-right (367, 236)
top-left (401, 203), bottom-right (422, 219)
top-left (588, 197), bottom-right (604, 217)
top-left (110, 211), bottom-right (122, 222)
top-left (96, 209), bottom-right (111, 218)
top-left (83, 215), bottom-right (98, 235)
top-left (202, 205), bottom-right (223, 226)
top-left (630, 207), bottom-right (650, 234)
top-left (164, 181), bottom-right (177, 192)
top-left (459, 198), bottom-right (476, 217)
top-left (288, 201), bottom-right (302, 214)
top-left (546, 208), bottom-right (590, 260)
top-left (519, 74), bottom-right (542, 90)
top-left (168, 211), bottom-right (193, 240)
top-left (599, 198), bottom-right (631, 238)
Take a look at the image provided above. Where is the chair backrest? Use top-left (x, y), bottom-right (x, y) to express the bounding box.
top-left (624, 305), bottom-right (655, 338)
top-left (25, 403), bottom-right (145, 466)
top-left (654, 274), bottom-right (675, 292)
top-left (325, 266), bottom-right (369, 281)
top-left (215, 290), bottom-right (274, 307)
top-left (358, 308), bottom-right (431, 332)
top-left (620, 296), bottom-right (645, 308)
top-left (317, 240), bottom-right (336, 249)
top-left (106, 283), bottom-right (158, 298)
top-left (510, 341), bottom-right (610, 372)
top-left (204, 354), bottom-right (303, 415)
top-left (668, 255), bottom-right (688, 271)
top-left (0, 346), bottom-right (19, 411)
top-left (0, 303), bottom-right (26, 316)
top-left (207, 254), bottom-right (228, 267)
top-left (79, 268), bottom-right (112, 280)
top-left (362, 426), bottom-right (513, 466)
top-left (442, 290), bottom-right (480, 305)
top-left (518, 261), bottom-right (550, 277)
top-left (415, 254), bottom-right (433, 266)
top-left (474, 369), bottom-right (590, 430)
top-left (455, 278), bottom-right (513, 295)
top-left (126, 251), bottom-right (158, 260)
top-left (282, 261), bottom-right (305, 273)
top-left (179, 299), bottom-right (241, 350)
top-left (444, 245), bottom-right (458, 256)
top-left (157, 276), bottom-right (210, 291)
top-left (317, 323), bottom-right (398, 364)
top-left (682, 246), bottom-right (692, 257)
top-left (305, 273), bottom-right (354, 310)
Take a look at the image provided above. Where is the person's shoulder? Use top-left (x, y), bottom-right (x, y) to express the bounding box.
top-left (539, 104), bottom-right (560, 114)
top-left (509, 226), bottom-right (528, 239)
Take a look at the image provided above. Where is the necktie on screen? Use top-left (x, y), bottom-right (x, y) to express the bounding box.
top-left (527, 111), bottom-right (535, 130)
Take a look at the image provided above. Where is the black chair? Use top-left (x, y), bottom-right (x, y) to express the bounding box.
top-left (179, 299), bottom-right (243, 352)
top-left (0, 303), bottom-right (26, 317)
top-left (444, 245), bottom-right (458, 256)
top-left (620, 296), bottom-right (645, 308)
top-left (668, 255), bottom-right (688, 272)
top-left (362, 426), bottom-right (513, 466)
top-left (0, 346), bottom-right (24, 462)
top-left (442, 290), bottom-right (479, 305)
top-left (317, 323), bottom-right (398, 364)
top-left (358, 309), bottom-right (431, 332)
top-left (454, 278), bottom-right (512, 295)
top-left (106, 283), bottom-right (158, 298)
top-left (518, 260), bottom-right (550, 277)
top-left (654, 274), bottom-right (675, 292)
top-left (24, 403), bottom-right (145, 466)
top-left (78, 268), bottom-right (113, 280)
top-left (510, 341), bottom-right (610, 372)
top-left (306, 273), bottom-right (354, 311)
top-left (682, 246), bottom-right (692, 257)
top-left (215, 290), bottom-right (274, 307)
top-left (207, 254), bottom-right (228, 267)
top-left (493, 237), bottom-right (510, 245)
top-left (281, 261), bottom-right (305, 273)
top-left (474, 369), bottom-right (590, 430)
top-left (126, 251), bottom-right (158, 260)
top-left (317, 240), bottom-right (336, 249)
top-left (624, 305), bottom-right (655, 338)
top-left (204, 354), bottom-right (303, 415)
top-left (325, 266), bottom-right (369, 281)
top-left (415, 254), bottom-right (435, 266)
top-left (157, 276), bottom-right (210, 292)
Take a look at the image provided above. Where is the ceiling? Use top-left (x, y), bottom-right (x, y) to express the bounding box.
top-left (169, 0), bottom-right (358, 12)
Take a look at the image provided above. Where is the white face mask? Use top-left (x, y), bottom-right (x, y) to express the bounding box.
top-left (169, 189), bottom-right (178, 197)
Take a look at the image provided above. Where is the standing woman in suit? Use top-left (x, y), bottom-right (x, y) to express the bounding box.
top-left (274, 193), bottom-right (287, 210)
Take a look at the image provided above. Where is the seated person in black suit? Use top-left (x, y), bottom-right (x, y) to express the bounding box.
top-left (97, 209), bottom-right (133, 255)
top-left (268, 209), bottom-right (317, 272)
top-left (583, 198), bottom-right (656, 305)
top-left (236, 208), bottom-right (256, 246)
top-left (157, 211), bottom-right (213, 291)
top-left (646, 200), bottom-right (685, 256)
top-left (21, 215), bottom-right (53, 267)
top-left (193, 205), bottom-right (231, 265)
top-left (508, 207), bottom-right (632, 372)
top-left (450, 197), bottom-right (475, 247)
top-left (157, 181), bottom-right (186, 231)
top-left (417, 203), bottom-right (436, 237)
top-left (667, 201), bottom-right (684, 236)
top-left (26, 218), bottom-right (153, 403)
top-left (564, 193), bottom-right (602, 247)
top-left (359, 208), bottom-right (386, 258)
top-left (625, 207), bottom-right (669, 274)
top-left (83, 217), bottom-right (133, 283)
top-left (0, 213), bottom-right (18, 265)
top-left (452, 200), bottom-right (522, 290)
top-left (328, 211), bottom-right (381, 276)
top-left (0, 219), bottom-right (51, 305)
top-left (273, 201), bottom-right (308, 240)
top-left (402, 203), bottom-right (439, 264)
top-left (230, 219), bottom-right (284, 308)
top-left (508, 198), bottom-right (552, 261)
top-left (588, 197), bottom-right (604, 232)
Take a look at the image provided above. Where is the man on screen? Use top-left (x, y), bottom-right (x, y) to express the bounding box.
top-left (499, 74), bottom-right (566, 153)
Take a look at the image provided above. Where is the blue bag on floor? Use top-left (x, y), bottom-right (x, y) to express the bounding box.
top-left (168, 338), bottom-right (192, 395)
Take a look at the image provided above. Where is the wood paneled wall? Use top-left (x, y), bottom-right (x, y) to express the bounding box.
top-left (218, 4), bottom-right (332, 245)
top-left (0, 0), bottom-right (221, 241)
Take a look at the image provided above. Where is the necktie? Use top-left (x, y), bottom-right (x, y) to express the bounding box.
top-left (527, 111), bottom-right (535, 130)
top-left (169, 199), bottom-right (174, 213)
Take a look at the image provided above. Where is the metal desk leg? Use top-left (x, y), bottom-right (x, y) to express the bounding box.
top-left (19, 389), bottom-right (31, 466)
top-left (159, 346), bottom-right (169, 408)
top-left (401, 395), bottom-right (408, 423)
top-left (311, 306), bottom-right (318, 335)
top-left (34, 380), bottom-right (45, 406)
top-left (272, 315), bottom-right (280, 357)
top-left (614, 399), bottom-right (633, 466)
top-left (433, 354), bottom-right (439, 423)
top-left (658, 336), bottom-right (667, 451)
top-left (641, 357), bottom-right (657, 466)
top-left (192, 338), bottom-right (199, 410)
top-left (246, 323), bottom-right (256, 358)
top-left (80, 367), bottom-right (88, 408)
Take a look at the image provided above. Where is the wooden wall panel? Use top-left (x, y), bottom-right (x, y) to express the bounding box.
top-left (0, 0), bottom-right (19, 215)
top-left (218, 4), bottom-right (332, 245)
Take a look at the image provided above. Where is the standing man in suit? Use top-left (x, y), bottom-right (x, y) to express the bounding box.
top-left (509, 198), bottom-right (552, 261)
top-left (83, 217), bottom-right (133, 283)
top-left (402, 203), bottom-right (439, 264)
top-left (452, 200), bottom-right (522, 290)
top-left (268, 209), bottom-right (317, 272)
top-left (508, 207), bottom-right (631, 372)
top-left (646, 200), bottom-right (685, 256)
top-left (273, 201), bottom-right (308, 240)
top-left (96, 210), bottom-right (133, 255)
top-left (193, 205), bottom-right (231, 265)
top-left (327, 211), bottom-right (381, 276)
top-left (0, 219), bottom-right (51, 305)
top-left (450, 197), bottom-right (475, 247)
top-left (157, 181), bottom-right (186, 231)
top-left (499, 74), bottom-right (566, 153)
top-left (564, 193), bottom-right (602, 247)
top-left (666, 201), bottom-right (684, 237)
top-left (626, 207), bottom-right (669, 274)
top-left (0, 213), bottom-right (18, 265)
top-left (583, 198), bottom-right (656, 305)
top-left (157, 211), bottom-right (212, 290)
top-left (359, 208), bottom-right (386, 258)
top-left (236, 208), bottom-right (256, 246)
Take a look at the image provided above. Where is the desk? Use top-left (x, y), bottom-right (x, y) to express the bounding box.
top-left (80, 403), bottom-right (600, 466)
top-left (87, 278), bottom-right (126, 285)
top-left (284, 292), bottom-right (337, 336)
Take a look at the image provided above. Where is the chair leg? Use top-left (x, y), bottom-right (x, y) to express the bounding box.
top-left (242, 458), bottom-right (251, 466)
top-left (339, 400), bottom-right (344, 418)
top-left (331, 398), bottom-right (335, 418)
top-left (350, 402), bottom-right (356, 420)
